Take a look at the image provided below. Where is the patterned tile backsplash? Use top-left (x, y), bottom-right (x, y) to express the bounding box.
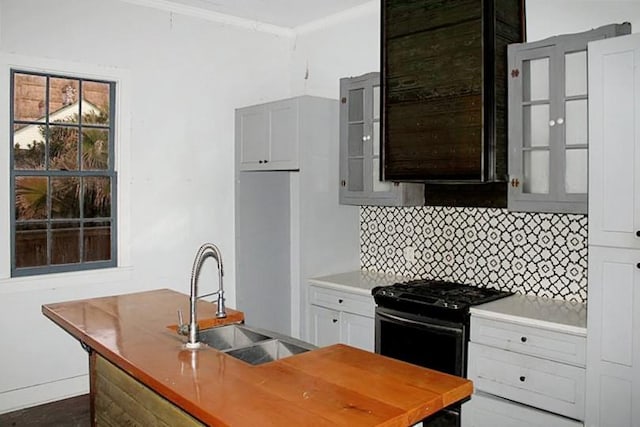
top-left (360, 206), bottom-right (588, 303)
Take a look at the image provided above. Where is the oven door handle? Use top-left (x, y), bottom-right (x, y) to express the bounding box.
top-left (376, 310), bottom-right (463, 334)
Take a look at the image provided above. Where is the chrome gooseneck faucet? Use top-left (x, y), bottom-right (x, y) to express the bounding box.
top-left (179, 243), bottom-right (227, 348)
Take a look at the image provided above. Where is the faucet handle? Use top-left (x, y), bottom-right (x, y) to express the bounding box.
top-left (177, 309), bottom-right (188, 336)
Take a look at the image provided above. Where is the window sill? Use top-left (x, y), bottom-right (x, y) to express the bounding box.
top-left (0, 265), bottom-right (133, 294)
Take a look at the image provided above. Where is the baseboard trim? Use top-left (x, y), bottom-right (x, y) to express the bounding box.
top-left (0, 375), bottom-right (89, 414)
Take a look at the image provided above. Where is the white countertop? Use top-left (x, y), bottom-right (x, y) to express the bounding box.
top-left (471, 293), bottom-right (587, 336)
top-left (309, 270), bottom-right (411, 296)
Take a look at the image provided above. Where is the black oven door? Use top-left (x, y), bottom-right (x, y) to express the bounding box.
top-left (375, 307), bottom-right (468, 427)
top-left (375, 307), bottom-right (467, 377)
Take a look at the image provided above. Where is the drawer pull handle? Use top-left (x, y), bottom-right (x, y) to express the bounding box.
top-left (338, 299), bottom-right (343, 304)
top-left (636, 230), bottom-right (640, 237)
top-left (519, 376), bottom-right (526, 382)
top-left (332, 319), bottom-right (338, 323)
top-left (521, 336), bottom-right (527, 343)
top-left (637, 263), bottom-right (640, 270)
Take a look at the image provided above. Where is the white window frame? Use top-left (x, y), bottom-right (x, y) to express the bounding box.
top-left (0, 54), bottom-right (131, 289)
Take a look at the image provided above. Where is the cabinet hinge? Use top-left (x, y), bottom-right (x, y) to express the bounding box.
top-left (510, 178), bottom-right (520, 188)
top-left (511, 68), bottom-right (520, 78)
top-left (341, 97), bottom-right (347, 104)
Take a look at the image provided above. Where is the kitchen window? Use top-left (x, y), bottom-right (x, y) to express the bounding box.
top-left (9, 70), bottom-right (117, 277)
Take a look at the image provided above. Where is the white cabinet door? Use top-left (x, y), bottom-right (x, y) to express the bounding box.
top-left (237, 104), bottom-right (268, 169)
top-left (267, 99), bottom-right (298, 169)
top-left (586, 246), bottom-right (640, 427)
top-left (236, 98), bottom-right (299, 171)
top-left (588, 33), bottom-right (640, 249)
top-left (341, 312), bottom-right (374, 352)
top-left (308, 304), bottom-right (340, 347)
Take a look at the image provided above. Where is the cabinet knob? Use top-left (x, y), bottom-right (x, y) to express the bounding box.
top-left (258, 160), bottom-right (263, 164)
top-left (332, 319), bottom-right (338, 323)
top-left (510, 178), bottom-right (520, 188)
top-left (338, 299), bottom-right (343, 304)
top-left (636, 263), bottom-right (640, 269)
top-left (549, 119), bottom-right (556, 127)
top-left (635, 230), bottom-right (640, 237)
top-left (264, 159), bottom-right (268, 163)
top-left (557, 117), bottom-right (564, 125)
top-left (520, 336), bottom-right (527, 343)
top-left (340, 180), bottom-right (346, 187)
top-left (519, 376), bottom-right (526, 382)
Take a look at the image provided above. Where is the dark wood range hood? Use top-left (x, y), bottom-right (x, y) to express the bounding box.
top-left (381, 0), bottom-right (525, 207)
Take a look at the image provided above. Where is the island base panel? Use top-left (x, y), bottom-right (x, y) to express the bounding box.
top-left (91, 353), bottom-right (204, 427)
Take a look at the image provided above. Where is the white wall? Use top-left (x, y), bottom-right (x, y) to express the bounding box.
top-left (526, 0), bottom-right (640, 42)
top-left (0, 0), bottom-right (292, 412)
top-left (290, 1), bottom-right (381, 99)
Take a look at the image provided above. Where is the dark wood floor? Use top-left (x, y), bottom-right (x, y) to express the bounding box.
top-left (0, 394), bottom-right (90, 427)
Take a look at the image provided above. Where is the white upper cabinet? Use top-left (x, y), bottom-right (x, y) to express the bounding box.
top-left (507, 24), bottom-right (630, 214)
top-left (589, 32), bottom-right (640, 249)
top-left (236, 98), bottom-right (299, 171)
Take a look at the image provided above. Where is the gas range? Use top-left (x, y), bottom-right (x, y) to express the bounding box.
top-left (372, 279), bottom-right (513, 322)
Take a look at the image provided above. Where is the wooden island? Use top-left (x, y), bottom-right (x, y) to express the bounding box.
top-left (42, 289), bottom-right (472, 426)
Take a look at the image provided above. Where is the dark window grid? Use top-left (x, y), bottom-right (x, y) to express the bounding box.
top-left (10, 69), bottom-right (117, 277)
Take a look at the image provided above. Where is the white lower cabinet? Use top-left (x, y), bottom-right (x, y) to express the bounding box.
top-left (463, 294), bottom-right (587, 427)
top-left (468, 342), bottom-right (585, 420)
top-left (307, 282), bottom-right (375, 352)
top-left (341, 312), bottom-right (375, 351)
top-left (464, 392), bottom-right (582, 427)
top-left (308, 305), bottom-right (341, 347)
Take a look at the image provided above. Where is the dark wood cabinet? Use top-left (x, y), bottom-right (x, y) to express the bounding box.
top-left (382, 0), bottom-right (525, 207)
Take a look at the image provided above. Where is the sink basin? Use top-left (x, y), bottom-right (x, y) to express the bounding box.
top-left (225, 339), bottom-right (311, 365)
top-left (198, 324), bottom-right (271, 351)
top-left (196, 323), bottom-right (316, 365)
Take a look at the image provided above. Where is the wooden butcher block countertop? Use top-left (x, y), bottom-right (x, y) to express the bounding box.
top-left (42, 289), bottom-right (472, 426)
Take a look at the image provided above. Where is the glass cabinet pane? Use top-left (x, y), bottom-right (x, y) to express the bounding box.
top-left (565, 51), bottom-right (587, 97)
top-left (348, 159), bottom-right (364, 191)
top-left (348, 124), bottom-right (364, 156)
top-left (566, 148), bottom-right (587, 193)
top-left (348, 89), bottom-right (364, 122)
top-left (373, 86), bottom-right (380, 120)
top-left (523, 104), bottom-right (550, 147)
top-left (523, 150), bottom-right (549, 194)
top-left (373, 122), bottom-right (380, 156)
top-left (565, 99), bottom-right (588, 146)
top-left (523, 57), bottom-right (550, 102)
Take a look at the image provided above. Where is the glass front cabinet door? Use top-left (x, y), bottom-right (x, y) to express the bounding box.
top-left (507, 23), bottom-right (630, 214)
top-left (339, 72), bottom-right (424, 206)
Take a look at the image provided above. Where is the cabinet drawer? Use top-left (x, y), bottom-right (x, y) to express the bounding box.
top-left (468, 342), bottom-right (585, 420)
top-left (308, 285), bottom-right (374, 317)
top-left (471, 316), bottom-right (586, 366)
top-left (462, 392), bottom-right (583, 427)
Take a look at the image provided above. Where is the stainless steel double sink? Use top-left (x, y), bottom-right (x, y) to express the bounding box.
top-left (197, 324), bottom-right (316, 366)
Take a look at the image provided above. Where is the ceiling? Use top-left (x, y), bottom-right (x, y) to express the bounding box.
top-left (163, 0), bottom-right (374, 28)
